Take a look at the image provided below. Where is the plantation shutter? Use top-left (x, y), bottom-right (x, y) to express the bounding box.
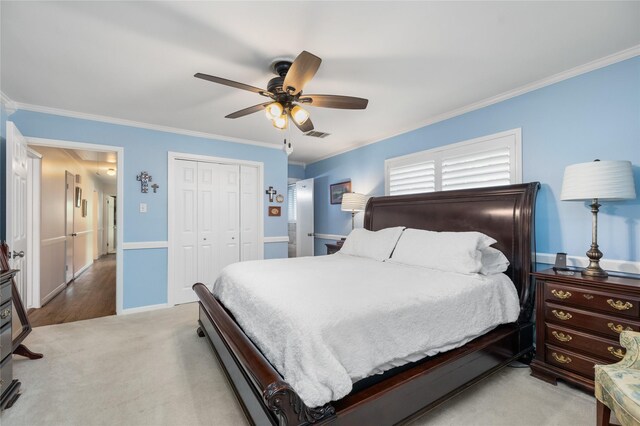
top-left (388, 161), bottom-right (436, 196)
top-left (441, 147), bottom-right (511, 191)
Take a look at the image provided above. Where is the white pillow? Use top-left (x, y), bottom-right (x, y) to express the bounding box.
top-left (479, 246), bottom-right (510, 275)
top-left (390, 228), bottom-right (496, 274)
top-left (339, 227), bottom-right (405, 261)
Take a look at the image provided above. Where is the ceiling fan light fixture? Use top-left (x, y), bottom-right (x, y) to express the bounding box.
top-left (272, 114), bottom-right (288, 130)
top-left (290, 105), bottom-right (310, 125)
top-left (265, 102), bottom-right (284, 120)
top-left (106, 168), bottom-right (116, 176)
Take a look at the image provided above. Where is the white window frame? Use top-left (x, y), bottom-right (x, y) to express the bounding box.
top-left (384, 128), bottom-right (522, 196)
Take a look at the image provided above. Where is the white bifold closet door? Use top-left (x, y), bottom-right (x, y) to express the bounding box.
top-left (174, 159), bottom-right (258, 305)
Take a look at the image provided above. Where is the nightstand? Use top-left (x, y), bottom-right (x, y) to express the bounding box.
top-left (530, 268), bottom-right (640, 393)
top-left (325, 243), bottom-right (341, 255)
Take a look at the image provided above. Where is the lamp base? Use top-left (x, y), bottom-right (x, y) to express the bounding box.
top-left (582, 264), bottom-right (608, 278)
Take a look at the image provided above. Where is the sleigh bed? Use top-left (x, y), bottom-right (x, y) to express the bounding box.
top-left (194, 182), bottom-right (540, 425)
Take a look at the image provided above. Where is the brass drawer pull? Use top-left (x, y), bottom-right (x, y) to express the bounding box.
top-left (552, 310), bottom-right (572, 321)
top-left (551, 352), bottom-right (572, 364)
top-left (552, 331), bottom-right (572, 342)
top-left (607, 323), bottom-right (633, 334)
top-left (608, 347), bottom-right (625, 359)
top-left (551, 289), bottom-right (572, 299)
top-left (607, 299), bottom-right (633, 311)
top-left (0, 308), bottom-right (10, 320)
top-left (583, 294), bottom-right (594, 300)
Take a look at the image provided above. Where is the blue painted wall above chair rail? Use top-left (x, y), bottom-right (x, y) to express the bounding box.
top-left (305, 56), bottom-right (640, 266)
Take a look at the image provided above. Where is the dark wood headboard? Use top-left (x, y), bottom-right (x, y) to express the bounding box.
top-left (364, 183), bottom-right (540, 320)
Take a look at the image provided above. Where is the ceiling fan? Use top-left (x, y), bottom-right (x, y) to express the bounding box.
top-left (194, 51), bottom-right (368, 133)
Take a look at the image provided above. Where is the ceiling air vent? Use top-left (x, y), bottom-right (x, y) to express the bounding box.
top-left (304, 130), bottom-right (331, 138)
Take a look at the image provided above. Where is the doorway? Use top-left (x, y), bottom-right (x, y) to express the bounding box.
top-left (168, 152), bottom-right (263, 306)
top-left (288, 178), bottom-right (314, 258)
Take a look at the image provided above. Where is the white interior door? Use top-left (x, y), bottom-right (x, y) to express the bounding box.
top-left (240, 165), bottom-right (259, 261)
top-left (64, 171), bottom-right (75, 283)
top-left (107, 196), bottom-right (116, 254)
top-left (175, 160), bottom-right (199, 304)
top-left (172, 159), bottom-right (247, 304)
top-left (296, 178), bottom-right (314, 257)
top-left (218, 164), bottom-right (240, 269)
top-left (6, 122), bottom-right (29, 299)
top-left (197, 161), bottom-right (217, 287)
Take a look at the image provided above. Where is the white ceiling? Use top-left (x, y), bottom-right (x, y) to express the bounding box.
top-left (2, 2), bottom-right (639, 163)
top-left (65, 149), bottom-right (117, 185)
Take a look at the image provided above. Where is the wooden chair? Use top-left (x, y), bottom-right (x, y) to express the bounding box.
top-left (595, 331), bottom-right (640, 426)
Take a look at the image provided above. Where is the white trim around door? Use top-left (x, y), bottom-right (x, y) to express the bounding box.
top-left (26, 136), bottom-right (125, 315)
top-left (167, 151), bottom-right (265, 307)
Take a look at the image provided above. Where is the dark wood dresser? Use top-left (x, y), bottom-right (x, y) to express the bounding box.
top-left (530, 268), bottom-right (640, 392)
top-left (0, 269), bottom-right (20, 410)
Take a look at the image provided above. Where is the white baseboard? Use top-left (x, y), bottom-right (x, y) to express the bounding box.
top-left (41, 282), bottom-right (67, 306)
top-left (122, 241), bottom-right (169, 250)
top-left (74, 261), bottom-right (93, 278)
top-left (121, 303), bottom-right (169, 315)
top-left (536, 252), bottom-right (640, 274)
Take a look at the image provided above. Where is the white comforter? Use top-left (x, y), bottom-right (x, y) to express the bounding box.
top-left (212, 253), bottom-right (520, 407)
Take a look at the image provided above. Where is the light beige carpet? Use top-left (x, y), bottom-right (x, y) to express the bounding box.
top-left (1, 303), bottom-right (597, 426)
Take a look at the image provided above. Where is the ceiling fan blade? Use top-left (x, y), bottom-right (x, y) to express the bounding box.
top-left (225, 102), bottom-right (272, 119)
top-left (299, 94), bottom-right (368, 109)
top-left (289, 111), bottom-right (314, 133)
top-left (194, 73), bottom-right (272, 97)
top-left (283, 51), bottom-right (322, 96)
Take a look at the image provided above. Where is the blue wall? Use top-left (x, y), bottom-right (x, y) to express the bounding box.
top-left (5, 110), bottom-right (289, 309)
top-left (306, 57), bottom-right (640, 263)
top-left (288, 163), bottom-right (306, 180)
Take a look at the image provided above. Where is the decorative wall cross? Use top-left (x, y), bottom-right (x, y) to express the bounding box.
top-left (137, 171), bottom-right (152, 193)
top-left (265, 186), bottom-right (277, 202)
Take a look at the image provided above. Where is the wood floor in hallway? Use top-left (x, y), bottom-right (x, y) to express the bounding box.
top-left (29, 254), bottom-right (116, 327)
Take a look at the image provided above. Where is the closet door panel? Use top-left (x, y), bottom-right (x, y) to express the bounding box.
top-left (240, 165), bottom-right (260, 261)
top-left (198, 162), bottom-right (218, 287)
top-left (218, 164), bottom-right (240, 269)
top-left (175, 160), bottom-right (199, 304)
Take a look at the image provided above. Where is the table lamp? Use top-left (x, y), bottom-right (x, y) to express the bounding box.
top-left (560, 159), bottom-right (636, 278)
top-left (341, 192), bottom-right (367, 230)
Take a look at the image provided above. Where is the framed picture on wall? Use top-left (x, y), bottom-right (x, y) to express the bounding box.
top-left (75, 187), bottom-right (82, 207)
top-left (330, 180), bottom-right (351, 205)
top-left (82, 199), bottom-right (88, 217)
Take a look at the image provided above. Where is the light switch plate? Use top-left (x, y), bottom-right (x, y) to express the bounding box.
top-left (139, 203), bottom-right (147, 213)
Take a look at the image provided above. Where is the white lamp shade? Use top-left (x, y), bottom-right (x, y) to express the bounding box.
top-left (341, 192), bottom-right (367, 212)
top-left (561, 160), bottom-right (636, 201)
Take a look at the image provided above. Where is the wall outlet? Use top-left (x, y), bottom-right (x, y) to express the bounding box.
top-left (139, 203), bottom-right (147, 213)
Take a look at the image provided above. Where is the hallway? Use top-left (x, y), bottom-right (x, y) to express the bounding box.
top-left (29, 255), bottom-right (116, 327)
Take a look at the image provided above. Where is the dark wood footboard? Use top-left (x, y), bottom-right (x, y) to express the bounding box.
top-left (194, 283), bottom-right (336, 426)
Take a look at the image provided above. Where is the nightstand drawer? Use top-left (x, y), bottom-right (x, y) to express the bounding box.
top-left (545, 345), bottom-right (600, 380)
top-left (545, 282), bottom-right (639, 317)
top-left (545, 323), bottom-right (625, 362)
top-left (545, 302), bottom-right (640, 339)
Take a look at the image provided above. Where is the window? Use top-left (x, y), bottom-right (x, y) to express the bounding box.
top-left (385, 129), bottom-right (521, 196)
top-left (288, 184), bottom-right (297, 222)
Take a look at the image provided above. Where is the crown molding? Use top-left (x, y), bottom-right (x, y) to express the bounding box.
top-left (12, 101), bottom-right (282, 151)
top-left (0, 91), bottom-right (17, 114)
top-left (308, 45), bottom-right (640, 165)
top-left (287, 160), bottom-right (306, 167)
